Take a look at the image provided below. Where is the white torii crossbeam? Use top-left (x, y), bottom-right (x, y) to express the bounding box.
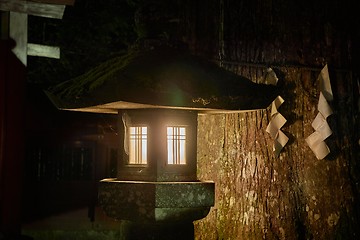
top-left (0, 0), bottom-right (73, 65)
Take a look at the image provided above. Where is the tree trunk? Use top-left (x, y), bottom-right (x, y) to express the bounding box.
top-left (195, 67), bottom-right (359, 240)
top-left (179, 0), bottom-right (360, 239)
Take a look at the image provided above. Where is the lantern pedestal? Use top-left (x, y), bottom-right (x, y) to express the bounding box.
top-left (99, 179), bottom-right (214, 239)
top-left (119, 221), bottom-right (194, 240)
top-left (98, 179), bottom-right (214, 223)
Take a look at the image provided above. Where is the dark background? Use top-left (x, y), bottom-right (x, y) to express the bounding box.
top-left (14, 0), bottom-right (360, 238)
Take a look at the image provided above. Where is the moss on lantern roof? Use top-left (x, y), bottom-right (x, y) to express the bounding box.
top-left (46, 46), bottom-right (279, 113)
top-left (51, 48), bottom-right (138, 99)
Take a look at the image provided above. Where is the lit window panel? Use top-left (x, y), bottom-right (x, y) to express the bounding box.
top-left (167, 127), bottom-right (186, 165)
top-left (129, 126), bottom-right (147, 164)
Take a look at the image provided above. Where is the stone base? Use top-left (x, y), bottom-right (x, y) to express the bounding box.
top-left (119, 221), bottom-right (194, 240)
top-left (98, 179), bottom-right (215, 223)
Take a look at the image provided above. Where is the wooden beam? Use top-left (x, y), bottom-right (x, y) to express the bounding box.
top-left (29, 0), bottom-right (75, 6)
top-left (27, 43), bottom-right (60, 59)
top-left (0, 0), bottom-right (65, 19)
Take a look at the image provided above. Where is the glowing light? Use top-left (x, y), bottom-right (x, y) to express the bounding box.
top-left (129, 126), bottom-right (147, 164)
top-left (167, 127), bottom-right (186, 164)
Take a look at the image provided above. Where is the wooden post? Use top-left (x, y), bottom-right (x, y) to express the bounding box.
top-left (0, 28), bottom-right (26, 238)
top-left (1, 1), bottom-right (71, 238)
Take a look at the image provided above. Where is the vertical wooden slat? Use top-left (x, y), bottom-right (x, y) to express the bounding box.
top-left (9, 11), bottom-right (27, 66)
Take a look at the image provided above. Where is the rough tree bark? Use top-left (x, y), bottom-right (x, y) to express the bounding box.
top-left (195, 67), bottom-right (358, 240)
top-left (178, 0), bottom-right (360, 239)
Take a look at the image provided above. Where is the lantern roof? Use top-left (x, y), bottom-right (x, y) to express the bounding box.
top-left (46, 45), bottom-right (279, 114)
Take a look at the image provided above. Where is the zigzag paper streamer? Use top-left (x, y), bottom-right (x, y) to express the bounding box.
top-left (265, 68), bottom-right (289, 157)
top-left (305, 64), bottom-right (333, 159)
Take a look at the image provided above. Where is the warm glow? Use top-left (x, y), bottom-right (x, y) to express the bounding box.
top-left (129, 126), bottom-right (147, 164)
top-left (167, 127), bottom-right (186, 164)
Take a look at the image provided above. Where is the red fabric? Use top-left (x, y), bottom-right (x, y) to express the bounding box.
top-left (0, 39), bottom-right (26, 235)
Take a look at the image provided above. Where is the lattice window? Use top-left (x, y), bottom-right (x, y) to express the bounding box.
top-left (167, 126), bottom-right (186, 165)
top-left (129, 126), bottom-right (148, 164)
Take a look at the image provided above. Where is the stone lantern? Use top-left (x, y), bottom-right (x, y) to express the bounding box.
top-left (99, 108), bottom-right (214, 225)
top-left (46, 44), bottom-right (278, 239)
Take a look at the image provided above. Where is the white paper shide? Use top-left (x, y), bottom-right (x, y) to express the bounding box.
top-left (265, 68), bottom-right (289, 157)
top-left (305, 64), bottom-right (333, 159)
